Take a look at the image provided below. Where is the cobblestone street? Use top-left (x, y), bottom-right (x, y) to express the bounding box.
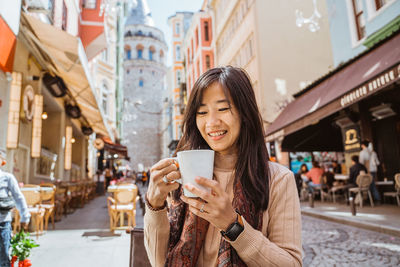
top-left (302, 216), bottom-right (400, 267)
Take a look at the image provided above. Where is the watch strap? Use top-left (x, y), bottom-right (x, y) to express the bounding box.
top-left (220, 213), bottom-right (244, 241)
top-left (145, 194), bottom-right (167, 211)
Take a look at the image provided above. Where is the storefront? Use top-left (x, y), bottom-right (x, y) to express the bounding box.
top-left (266, 31), bottom-right (400, 180)
top-left (0, 12), bottom-right (113, 184)
top-left (0, 2), bottom-right (20, 171)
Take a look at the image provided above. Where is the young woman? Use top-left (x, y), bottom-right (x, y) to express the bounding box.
top-left (144, 67), bottom-right (302, 266)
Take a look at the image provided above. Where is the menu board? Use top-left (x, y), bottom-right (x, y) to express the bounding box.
top-left (35, 148), bottom-right (57, 179)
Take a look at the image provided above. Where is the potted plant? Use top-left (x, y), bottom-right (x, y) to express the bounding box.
top-left (10, 230), bottom-right (39, 267)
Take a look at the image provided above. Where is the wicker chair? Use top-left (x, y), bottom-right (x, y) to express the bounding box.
top-left (108, 188), bottom-right (139, 231)
top-left (13, 184), bottom-right (42, 233)
top-left (107, 197), bottom-right (118, 232)
top-left (349, 173), bottom-right (374, 208)
top-left (383, 173), bottom-right (400, 206)
top-left (54, 186), bottom-right (67, 221)
top-left (40, 183), bottom-right (56, 230)
top-left (17, 185), bottom-right (45, 238)
top-left (67, 184), bottom-right (80, 211)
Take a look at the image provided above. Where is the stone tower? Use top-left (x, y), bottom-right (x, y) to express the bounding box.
top-left (123, 0), bottom-right (167, 170)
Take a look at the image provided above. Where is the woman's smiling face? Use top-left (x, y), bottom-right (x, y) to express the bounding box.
top-left (196, 82), bottom-right (241, 155)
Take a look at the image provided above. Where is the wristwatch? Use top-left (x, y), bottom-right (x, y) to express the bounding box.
top-left (220, 212), bottom-right (244, 241)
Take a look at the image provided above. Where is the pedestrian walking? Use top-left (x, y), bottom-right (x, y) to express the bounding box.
top-left (367, 143), bottom-right (381, 204)
top-left (358, 141), bottom-right (381, 203)
top-left (95, 170), bottom-right (105, 195)
top-left (359, 140), bottom-right (370, 172)
top-left (0, 148), bottom-right (30, 267)
top-left (104, 167), bottom-right (112, 188)
top-left (144, 66), bottom-right (301, 266)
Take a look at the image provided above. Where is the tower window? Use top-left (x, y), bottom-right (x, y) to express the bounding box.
top-left (149, 46), bottom-right (156, 61)
top-left (139, 79), bottom-right (144, 87)
top-left (125, 45), bottom-right (132, 60)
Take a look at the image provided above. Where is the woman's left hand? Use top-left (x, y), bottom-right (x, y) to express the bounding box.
top-left (180, 176), bottom-right (237, 231)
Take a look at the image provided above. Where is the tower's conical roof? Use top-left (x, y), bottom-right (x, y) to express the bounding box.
top-left (126, 0), bottom-right (155, 27)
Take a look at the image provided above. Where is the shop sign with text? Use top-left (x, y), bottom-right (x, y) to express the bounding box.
top-left (342, 125), bottom-right (361, 153)
top-left (340, 64), bottom-right (400, 107)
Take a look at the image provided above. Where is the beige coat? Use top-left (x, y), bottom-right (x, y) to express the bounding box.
top-left (144, 154), bottom-right (302, 267)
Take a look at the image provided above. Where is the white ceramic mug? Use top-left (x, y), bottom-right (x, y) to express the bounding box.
top-left (170, 149), bottom-right (215, 198)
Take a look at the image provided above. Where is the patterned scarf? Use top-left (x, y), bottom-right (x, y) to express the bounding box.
top-left (165, 180), bottom-right (263, 267)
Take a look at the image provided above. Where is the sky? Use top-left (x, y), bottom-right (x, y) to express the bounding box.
top-left (146, 0), bottom-right (204, 66)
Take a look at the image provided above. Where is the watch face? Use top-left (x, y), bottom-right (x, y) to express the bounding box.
top-left (23, 85), bottom-right (35, 121)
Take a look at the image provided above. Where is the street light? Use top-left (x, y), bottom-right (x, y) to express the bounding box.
top-left (134, 100), bottom-right (162, 115)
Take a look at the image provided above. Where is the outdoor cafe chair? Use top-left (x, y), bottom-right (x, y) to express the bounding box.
top-left (15, 185), bottom-right (45, 238)
top-left (383, 173), bottom-right (400, 206)
top-left (107, 196), bottom-right (118, 232)
top-left (40, 183), bottom-right (56, 230)
top-left (54, 185), bottom-right (68, 220)
top-left (13, 184), bottom-right (41, 233)
top-left (349, 173), bottom-right (374, 208)
top-left (317, 175), bottom-right (331, 202)
top-left (328, 184), bottom-right (350, 203)
top-left (67, 183), bottom-right (81, 211)
top-left (108, 188), bottom-right (139, 230)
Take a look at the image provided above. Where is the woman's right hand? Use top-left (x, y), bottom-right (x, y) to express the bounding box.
top-left (146, 158), bottom-right (181, 209)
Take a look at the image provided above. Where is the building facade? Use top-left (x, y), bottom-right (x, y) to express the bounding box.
top-left (166, 12), bottom-right (193, 153)
top-left (326, 0), bottom-right (400, 66)
top-left (210, 0), bottom-right (333, 129)
top-left (0, 0), bottom-right (122, 183)
top-left (266, 1), bottom-right (400, 178)
top-left (183, 8), bottom-right (214, 95)
top-left (122, 0), bottom-right (167, 170)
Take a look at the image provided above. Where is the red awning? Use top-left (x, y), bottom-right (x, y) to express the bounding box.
top-left (265, 32), bottom-right (400, 139)
top-left (102, 136), bottom-right (129, 159)
top-left (0, 16), bottom-right (16, 73)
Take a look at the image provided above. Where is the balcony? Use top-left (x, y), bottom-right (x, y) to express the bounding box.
top-left (25, 0), bottom-right (55, 24)
top-left (25, 0), bottom-right (53, 10)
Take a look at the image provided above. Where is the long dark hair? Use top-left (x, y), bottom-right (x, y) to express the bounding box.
top-left (175, 66), bottom-right (270, 213)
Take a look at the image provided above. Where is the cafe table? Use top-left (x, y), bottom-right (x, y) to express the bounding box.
top-left (334, 174), bottom-right (349, 181)
top-left (375, 180), bottom-right (394, 186)
top-left (20, 187), bottom-right (54, 192)
top-left (376, 180), bottom-right (394, 203)
top-left (107, 184), bottom-right (137, 193)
